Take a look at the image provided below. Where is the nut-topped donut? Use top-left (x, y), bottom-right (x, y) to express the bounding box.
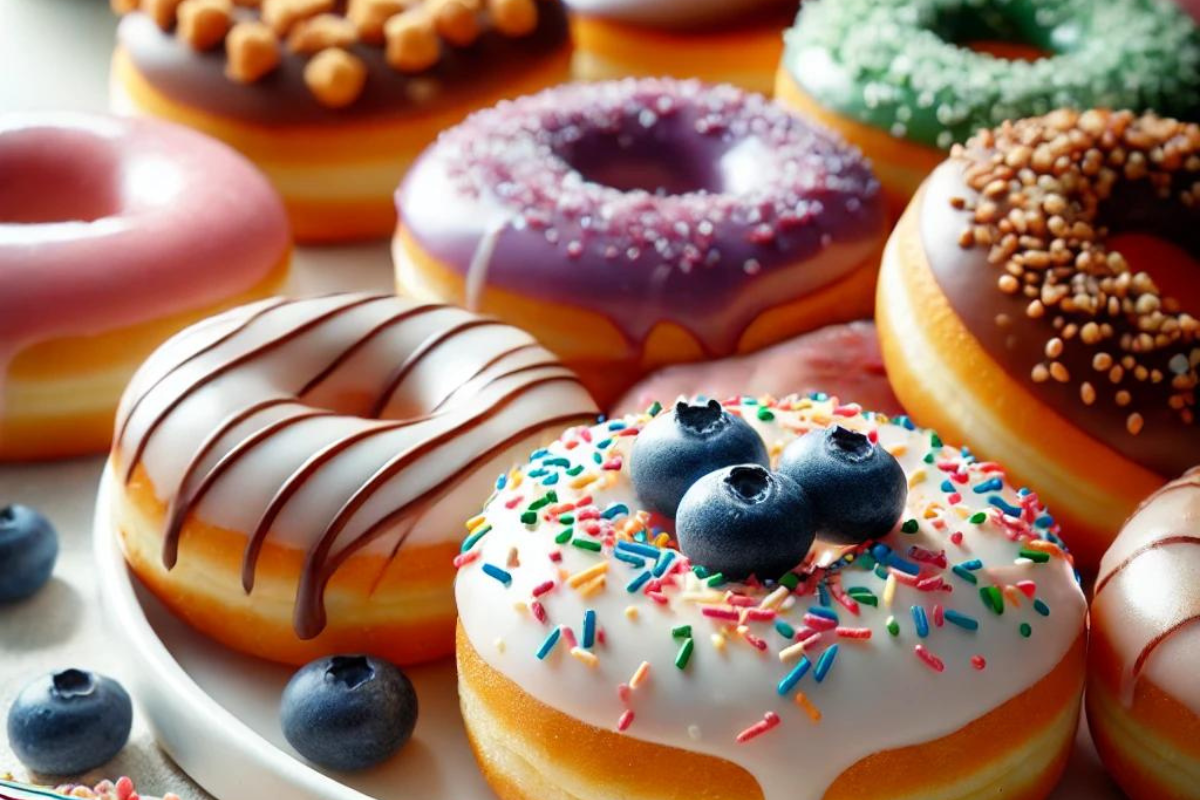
top-left (394, 78), bottom-right (888, 405)
top-left (1088, 468), bottom-right (1200, 800)
top-left (777, 0), bottom-right (1200, 212)
top-left (455, 394), bottom-right (1087, 800)
top-left (107, 293), bottom-right (598, 666)
top-left (109, 0), bottom-right (573, 242)
top-left (878, 109), bottom-right (1200, 571)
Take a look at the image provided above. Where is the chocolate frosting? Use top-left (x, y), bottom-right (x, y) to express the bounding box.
top-left (920, 160), bottom-right (1199, 477)
top-left (116, 4), bottom-right (569, 126)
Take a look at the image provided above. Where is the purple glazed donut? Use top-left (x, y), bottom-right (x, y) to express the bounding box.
top-left (392, 78), bottom-right (887, 404)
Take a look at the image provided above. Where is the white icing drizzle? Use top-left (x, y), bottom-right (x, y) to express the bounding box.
top-left (112, 293), bottom-right (598, 638)
top-left (456, 396), bottom-right (1086, 799)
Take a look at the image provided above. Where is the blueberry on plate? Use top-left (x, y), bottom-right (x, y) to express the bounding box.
top-left (0, 504), bottom-right (59, 603)
top-left (281, 655), bottom-right (418, 772)
top-left (631, 399), bottom-right (769, 518)
top-left (778, 426), bottom-right (907, 545)
top-left (7, 669), bottom-right (133, 775)
top-left (676, 464), bottom-right (815, 581)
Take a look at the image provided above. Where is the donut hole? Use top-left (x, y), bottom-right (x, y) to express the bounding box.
top-left (0, 130), bottom-right (123, 224)
top-left (556, 128), bottom-right (723, 196)
top-left (928, 6), bottom-right (1058, 62)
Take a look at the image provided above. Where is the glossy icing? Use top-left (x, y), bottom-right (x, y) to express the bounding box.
top-left (565, 0), bottom-right (793, 29)
top-left (397, 78), bottom-right (885, 354)
top-left (111, 294), bottom-right (598, 638)
top-left (1093, 469), bottom-right (1200, 714)
top-left (0, 112), bottom-right (288, 414)
top-left (456, 395), bottom-right (1086, 800)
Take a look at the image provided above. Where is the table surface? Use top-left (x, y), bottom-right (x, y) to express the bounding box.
top-left (1, 2), bottom-right (394, 796)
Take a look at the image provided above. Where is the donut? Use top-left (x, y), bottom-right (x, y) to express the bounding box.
top-left (109, 0), bottom-right (572, 243)
top-left (107, 293), bottom-right (598, 666)
top-left (455, 394), bottom-right (1087, 800)
top-left (877, 109), bottom-right (1200, 572)
top-left (566, 0), bottom-right (795, 93)
top-left (612, 322), bottom-right (901, 418)
top-left (776, 0), bottom-right (1200, 213)
top-left (0, 112), bottom-right (289, 462)
top-left (394, 78), bottom-right (888, 406)
top-left (1087, 468), bottom-right (1200, 800)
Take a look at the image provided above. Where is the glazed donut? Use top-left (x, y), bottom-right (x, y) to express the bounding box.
top-left (107, 293), bottom-right (598, 666)
top-left (566, 0), bottom-right (795, 93)
top-left (1088, 469), bottom-right (1200, 800)
top-left (394, 78), bottom-right (887, 406)
top-left (455, 394), bottom-right (1087, 800)
top-left (109, 0), bottom-right (571, 243)
top-left (612, 322), bottom-right (900, 418)
top-left (0, 112), bottom-right (289, 462)
top-left (776, 0), bottom-right (1200, 213)
top-left (877, 109), bottom-right (1200, 571)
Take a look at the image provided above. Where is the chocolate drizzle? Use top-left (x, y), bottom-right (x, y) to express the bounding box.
top-left (116, 294), bottom-right (598, 639)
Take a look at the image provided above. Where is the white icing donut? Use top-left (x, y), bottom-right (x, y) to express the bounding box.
top-left (455, 396), bottom-right (1087, 800)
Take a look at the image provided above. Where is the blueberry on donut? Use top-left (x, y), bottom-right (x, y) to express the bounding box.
top-left (394, 78), bottom-right (887, 405)
top-left (777, 0), bottom-right (1200, 211)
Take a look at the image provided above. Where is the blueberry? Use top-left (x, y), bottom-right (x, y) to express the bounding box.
top-left (7, 669), bottom-right (133, 775)
top-left (631, 399), bottom-right (769, 518)
top-left (778, 426), bottom-right (907, 545)
top-left (676, 464), bottom-right (815, 581)
top-left (281, 655), bottom-right (418, 771)
top-left (0, 505), bottom-right (58, 603)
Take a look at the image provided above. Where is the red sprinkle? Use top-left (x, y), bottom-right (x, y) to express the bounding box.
top-left (736, 711), bottom-right (781, 743)
top-left (505, 495), bottom-right (523, 509)
top-left (532, 580), bottom-right (555, 597)
top-left (1017, 580), bottom-right (1038, 599)
top-left (617, 709), bottom-right (635, 732)
top-left (915, 644), bottom-right (945, 673)
top-left (453, 551), bottom-right (480, 568)
top-left (602, 457), bottom-right (623, 470)
top-left (933, 604), bottom-right (945, 628)
top-left (803, 613), bottom-right (838, 631)
top-left (702, 606), bottom-right (741, 620)
top-left (972, 655), bottom-right (987, 670)
top-left (531, 601), bottom-right (547, 624)
top-left (836, 626), bottom-right (872, 640)
top-left (950, 531), bottom-right (964, 545)
top-left (562, 627), bottom-right (578, 649)
top-left (617, 683), bottom-right (631, 704)
top-left (745, 608), bottom-right (777, 622)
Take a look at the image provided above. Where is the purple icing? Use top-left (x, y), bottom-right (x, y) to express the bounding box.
top-left (396, 78), bottom-right (885, 353)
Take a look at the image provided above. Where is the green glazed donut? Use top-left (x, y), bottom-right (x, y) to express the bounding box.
top-left (782, 0), bottom-right (1200, 150)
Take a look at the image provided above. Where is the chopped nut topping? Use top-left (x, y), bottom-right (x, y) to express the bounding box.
top-left (489, 0), bottom-right (536, 37)
top-left (225, 20), bottom-right (282, 82)
top-left (348, 0), bottom-right (415, 44)
top-left (304, 47), bottom-right (368, 108)
top-left (177, 0), bottom-right (233, 50)
top-left (261, 0), bottom-right (334, 36)
top-left (288, 13), bottom-right (357, 54)
top-left (384, 8), bottom-right (440, 73)
top-left (430, 0), bottom-right (482, 47)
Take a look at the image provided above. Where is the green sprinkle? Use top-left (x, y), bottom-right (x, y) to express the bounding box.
top-left (775, 620), bottom-right (796, 639)
top-left (706, 572), bottom-right (727, 588)
top-left (886, 616), bottom-right (900, 636)
top-left (969, 512), bottom-right (987, 524)
top-left (952, 565), bottom-right (979, 584)
top-left (901, 519), bottom-right (919, 534)
top-left (554, 528), bottom-right (573, 544)
top-left (460, 525), bottom-right (492, 553)
top-left (756, 407), bottom-right (775, 421)
top-left (675, 638), bottom-right (695, 670)
top-left (846, 587), bottom-right (878, 606)
top-left (980, 586), bottom-right (1004, 615)
top-left (566, 465), bottom-right (584, 476)
top-left (1018, 548), bottom-right (1050, 563)
top-left (779, 572), bottom-right (800, 590)
top-left (923, 453), bottom-right (935, 464)
top-left (647, 401), bottom-right (663, 416)
top-left (672, 625), bottom-right (692, 639)
top-left (1020, 622), bottom-right (1033, 638)
top-left (692, 564), bottom-right (710, 579)
top-left (930, 432), bottom-right (943, 448)
top-left (571, 539), bottom-right (602, 552)
top-left (558, 514), bottom-right (575, 524)
top-left (520, 511), bottom-right (538, 526)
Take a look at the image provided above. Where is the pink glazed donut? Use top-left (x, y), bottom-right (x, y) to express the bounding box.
top-left (0, 113), bottom-right (291, 461)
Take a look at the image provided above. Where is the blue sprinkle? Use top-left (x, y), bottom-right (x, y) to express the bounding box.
top-left (495, 473), bottom-right (507, 490)
top-left (626, 571), bottom-right (652, 593)
top-left (808, 606), bottom-right (839, 622)
top-left (817, 583), bottom-right (832, 607)
top-left (543, 457), bottom-right (571, 468)
top-left (886, 553), bottom-right (920, 576)
top-left (1035, 515), bottom-right (1055, 529)
top-left (973, 477), bottom-right (1004, 494)
top-left (941, 480), bottom-right (955, 493)
top-left (989, 496), bottom-right (1022, 517)
top-left (776, 657), bottom-right (812, 695)
top-left (952, 565), bottom-right (978, 584)
top-left (871, 543), bottom-right (892, 563)
top-left (482, 563), bottom-right (512, 586)
top-left (530, 448), bottom-right (549, 460)
top-left (1033, 599), bottom-right (1051, 617)
top-left (617, 540), bottom-right (661, 558)
top-left (596, 438), bottom-right (613, 450)
top-left (874, 564), bottom-right (889, 580)
top-left (613, 550), bottom-right (646, 568)
top-left (1018, 487), bottom-right (1031, 496)
top-left (960, 559), bottom-right (983, 571)
top-left (593, 452), bottom-right (603, 464)
top-left (607, 421), bottom-right (627, 431)
top-left (775, 620), bottom-right (796, 639)
top-left (527, 468), bottom-right (548, 478)
top-left (944, 609), bottom-right (979, 631)
top-left (536, 627), bottom-right (562, 660)
top-left (582, 609), bottom-right (596, 648)
top-left (911, 605), bottom-right (929, 638)
top-left (541, 473), bottom-right (560, 486)
top-left (601, 503), bottom-right (630, 520)
top-left (652, 549), bottom-right (676, 577)
top-left (814, 645), bottom-right (839, 683)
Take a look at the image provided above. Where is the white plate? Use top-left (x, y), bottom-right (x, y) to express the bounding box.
top-left (93, 469), bottom-right (1123, 800)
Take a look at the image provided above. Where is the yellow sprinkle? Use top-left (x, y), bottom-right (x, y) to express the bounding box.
top-left (794, 692), bottom-right (822, 723)
top-left (578, 574), bottom-right (607, 599)
top-left (567, 561), bottom-right (609, 588)
top-left (778, 640), bottom-right (808, 664)
top-left (513, 601), bottom-right (528, 614)
top-left (625, 606), bottom-right (639, 620)
top-left (570, 647), bottom-right (599, 667)
top-left (1003, 585), bottom-right (1023, 607)
top-left (602, 472), bottom-right (620, 490)
top-left (508, 468), bottom-right (523, 489)
top-left (570, 473), bottom-right (598, 489)
top-left (466, 514), bottom-right (487, 532)
top-left (907, 469), bottom-right (926, 488)
top-left (888, 444), bottom-right (908, 458)
top-left (954, 506), bottom-right (971, 519)
top-left (680, 591), bottom-right (727, 604)
top-left (711, 632), bottom-right (727, 652)
top-left (495, 638), bottom-right (506, 654)
top-left (653, 531), bottom-right (671, 549)
top-left (1025, 539), bottom-right (1065, 558)
top-left (760, 586), bottom-right (791, 611)
top-left (883, 573), bottom-right (897, 608)
top-left (811, 413), bottom-right (832, 426)
top-left (923, 504), bottom-right (941, 519)
top-left (630, 661), bottom-right (650, 689)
